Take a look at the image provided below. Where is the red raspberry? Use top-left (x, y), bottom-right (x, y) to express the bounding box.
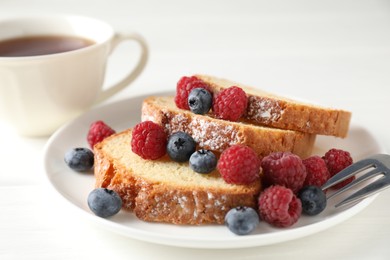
top-left (217, 145), bottom-right (261, 185)
top-left (174, 76), bottom-right (212, 110)
top-left (131, 121), bottom-right (167, 160)
top-left (258, 185), bottom-right (302, 228)
top-left (323, 148), bottom-right (354, 189)
top-left (212, 86), bottom-right (248, 121)
top-left (87, 120), bottom-right (116, 148)
top-left (261, 152), bottom-right (307, 193)
top-left (303, 156), bottom-right (330, 187)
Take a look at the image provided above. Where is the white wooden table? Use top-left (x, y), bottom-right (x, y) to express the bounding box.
top-left (1, 1), bottom-right (390, 259)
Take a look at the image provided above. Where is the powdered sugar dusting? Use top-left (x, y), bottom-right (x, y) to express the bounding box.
top-left (246, 96), bottom-right (283, 123)
top-left (151, 189), bottom-right (230, 222)
top-left (190, 118), bottom-right (240, 151)
top-left (135, 183), bottom-right (253, 224)
top-left (141, 114), bottom-right (155, 122)
top-left (193, 191), bottom-right (199, 218)
top-left (166, 113), bottom-right (243, 152)
top-left (166, 113), bottom-right (188, 132)
top-left (178, 196), bottom-right (190, 213)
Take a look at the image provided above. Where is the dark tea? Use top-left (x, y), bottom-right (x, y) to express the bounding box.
top-left (0, 35), bottom-right (95, 57)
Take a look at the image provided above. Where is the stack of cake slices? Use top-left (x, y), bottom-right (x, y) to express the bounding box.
top-left (93, 75), bottom-right (351, 225)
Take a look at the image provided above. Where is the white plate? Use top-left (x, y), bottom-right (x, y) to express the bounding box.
top-left (43, 92), bottom-right (385, 249)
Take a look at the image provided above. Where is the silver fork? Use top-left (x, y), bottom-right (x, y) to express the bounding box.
top-left (322, 154), bottom-right (390, 208)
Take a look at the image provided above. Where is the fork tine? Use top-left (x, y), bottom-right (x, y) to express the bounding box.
top-left (335, 176), bottom-right (390, 207)
top-left (326, 167), bottom-right (384, 200)
top-left (322, 158), bottom-right (375, 190)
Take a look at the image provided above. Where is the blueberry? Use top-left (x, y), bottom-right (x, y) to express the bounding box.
top-left (298, 185), bottom-right (327, 216)
top-left (64, 147), bottom-right (94, 172)
top-left (167, 131), bottom-right (196, 162)
top-left (87, 188), bottom-right (122, 218)
top-left (189, 149), bottom-right (217, 174)
top-left (225, 206), bottom-right (260, 235)
top-left (188, 88), bottom-right (212, 115)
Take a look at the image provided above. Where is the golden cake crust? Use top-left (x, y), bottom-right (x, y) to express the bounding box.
top-left (195, 74), bottom-right (352, 138)
top-left (94, 129), bottom-right (261, 225)
top-left (141, 96), bottom-right (316, 159)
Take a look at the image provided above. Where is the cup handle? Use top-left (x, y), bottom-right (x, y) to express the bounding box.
top-left (95, 33), bottom-right (148, 104)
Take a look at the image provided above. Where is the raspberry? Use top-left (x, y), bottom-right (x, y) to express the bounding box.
top-left (131, 121), bottom-right (167, 160)
top-left (258, 185), bottom-right (302, 228)
top-left (261, 152), bottom-right (307, 193)
top-left (212, 86), bottom-right (248, 121)
top-left (303, 156), bottom-right (330, 187)
top-left (174, 76), bottom-right (211, 110)
top-left (87, 120), bottom-right (116, 148)
top-left (217, 145), bottom-right (261, 185)
top-left (323, 148), bottom-right (354, 189)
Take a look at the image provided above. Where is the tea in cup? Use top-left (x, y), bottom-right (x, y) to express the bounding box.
top-left (0, 15), bottom-right (148, 136)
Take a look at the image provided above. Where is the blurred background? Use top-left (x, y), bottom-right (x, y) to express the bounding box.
top-left (2, 0), bottom-right (388, 104)
top-left (2, 0), bottom-right (390, 157)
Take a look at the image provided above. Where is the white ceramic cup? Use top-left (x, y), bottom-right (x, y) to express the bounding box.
top-left (0, 15), bottom-right (148, 136)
